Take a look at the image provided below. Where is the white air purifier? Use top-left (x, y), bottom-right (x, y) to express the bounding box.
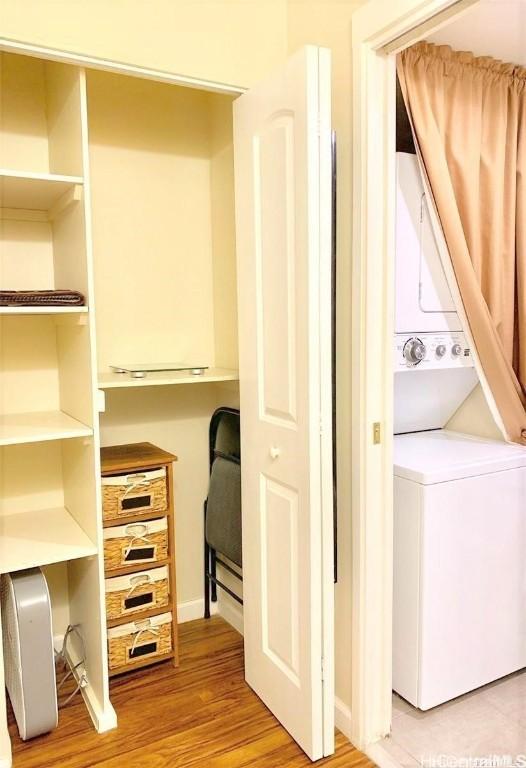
top-left (1, 568), bottom-right (58, 740)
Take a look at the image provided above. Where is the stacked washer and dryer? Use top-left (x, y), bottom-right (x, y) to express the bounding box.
top-left (392, 152), bottom-right (526, 711)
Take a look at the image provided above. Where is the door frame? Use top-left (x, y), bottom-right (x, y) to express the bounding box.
top-left (349, 0), bottom-right (480, 753)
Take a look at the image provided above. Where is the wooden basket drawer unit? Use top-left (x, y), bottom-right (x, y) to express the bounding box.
top-left (103, 518), bottom-right (169, 571)
top-left (102, 466), bottom-right (167, 521)
top-left (108, 612), bottom-right (173, 671)
top-left (105, 565), bottom-right (170, 620)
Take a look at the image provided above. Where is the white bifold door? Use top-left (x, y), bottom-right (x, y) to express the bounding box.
top-left (233, 46), bottom-right (334, 761)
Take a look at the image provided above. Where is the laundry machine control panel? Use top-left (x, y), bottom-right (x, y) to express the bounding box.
top-left (394, 332), bottom-right (474, 371)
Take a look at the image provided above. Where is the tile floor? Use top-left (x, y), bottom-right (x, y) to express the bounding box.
top-left (380, 670), bottom-right (526, 766)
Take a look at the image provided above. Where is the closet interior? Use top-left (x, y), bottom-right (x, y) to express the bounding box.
top-left (0, 48), bottom-right (241, 764)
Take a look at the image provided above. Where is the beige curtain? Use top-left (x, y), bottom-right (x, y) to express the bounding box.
top-left (397, 42), bottom-right (526, 445)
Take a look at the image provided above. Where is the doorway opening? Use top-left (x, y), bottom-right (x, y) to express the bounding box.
top-left (387, 1), bottom-right (526, 761)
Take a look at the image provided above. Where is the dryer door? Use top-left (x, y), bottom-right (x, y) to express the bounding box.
top-left (419, 193), bottom-right (457, 314)
top-left (395, 153), bottom-right (461, 333)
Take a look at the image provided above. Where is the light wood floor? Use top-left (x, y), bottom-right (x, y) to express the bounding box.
top-left (9, 616), bottom-right (375, 767)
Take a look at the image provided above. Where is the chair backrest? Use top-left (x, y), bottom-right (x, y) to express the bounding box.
top-left (206, 456), bottom-right (242, 567)
top-left (209, 407), bottom-right (240, 470)
top-left (206, 408), bottom-right (242, 567)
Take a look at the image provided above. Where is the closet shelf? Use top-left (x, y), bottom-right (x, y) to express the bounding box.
top-left (0, 507), bottom-right (97, 574)
top-left (0, 306), bottom-right (88, 316)
top-left (0, 410), bottom-right (92, 447)
top-left (0, 169), bottom-right (83, 213)
top-left (98, 367), bottom-right (239, 389)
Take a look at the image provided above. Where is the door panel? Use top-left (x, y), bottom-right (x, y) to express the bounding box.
top-left (262, 476), bottom-right (299, 682)
top-left (256, 115), bottom-right (297, 424)
top-left (234, 45), bottom-right (333, 761)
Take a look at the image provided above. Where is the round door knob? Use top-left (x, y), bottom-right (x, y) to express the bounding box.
top-left (451, 343), bottom-right (462, 357)
top-left (269, 446), bottom-right (281, 460)
top-left (435, 344), bottom-right (446, 358)
top-left (403, 338), bottom-right (426, 365)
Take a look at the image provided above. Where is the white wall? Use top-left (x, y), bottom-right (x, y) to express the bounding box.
top-left (428, 0), bottom-right (526, 64)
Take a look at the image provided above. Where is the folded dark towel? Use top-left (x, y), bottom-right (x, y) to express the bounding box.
top-left (0, 290), bottom-right (85, 307)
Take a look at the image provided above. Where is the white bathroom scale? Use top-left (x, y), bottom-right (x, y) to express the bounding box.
top-left (110, 363), bottom-right (209, 379)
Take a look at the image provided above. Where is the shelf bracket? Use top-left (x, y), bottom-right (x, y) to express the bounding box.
top-left (48, 184), bottom-right (83, 221)
top-left (54, 313), bottom-right (88, 328)
top-left (97, 389), bottom-right (106, 414)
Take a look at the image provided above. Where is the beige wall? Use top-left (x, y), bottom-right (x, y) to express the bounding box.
top-left (0, 0), bottom-right (288, 89)
top-left (447, 384), bottom-right (503, 441)
top-left (209, 93), bottom-right (239, 369)
top-left (87, 70), bottom-right (218, 374)
top-left (287, 0), bottom-right (366, 714)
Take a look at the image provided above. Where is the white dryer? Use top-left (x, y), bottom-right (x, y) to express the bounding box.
top-left (393, 151), bottom-right (477, 434)
top-left (395, 151), bottom-right (461, 334)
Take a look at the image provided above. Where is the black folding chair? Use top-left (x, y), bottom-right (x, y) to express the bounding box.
top-left (204, 407), bottom-right (242, 618)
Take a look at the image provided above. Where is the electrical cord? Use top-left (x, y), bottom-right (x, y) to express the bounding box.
top-left (55, 624), bottom-right (88, 708)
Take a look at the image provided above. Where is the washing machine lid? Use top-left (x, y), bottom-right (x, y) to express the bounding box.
top-left (394, 430), bottom-right (526, 484)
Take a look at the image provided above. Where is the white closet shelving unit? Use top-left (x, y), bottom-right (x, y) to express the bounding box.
top-left (0, 51), bottom-right (116, 766)
top-left (0, 169), bottom-right (83, 211)
top-left (0, 43), bottom-right (241, 768)
top-left (0, 306), bottom-right (88, 315)
top-left (0, 410), bottom-right (92, 446)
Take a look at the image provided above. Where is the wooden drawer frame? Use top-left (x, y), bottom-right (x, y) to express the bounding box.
top-left (101, 442), bottom-right (178, 674)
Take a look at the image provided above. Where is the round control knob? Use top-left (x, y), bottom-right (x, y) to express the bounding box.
top-left (435, 344), bottom-right (446, 358)
top-left (404, 338), bottom-right (426, 365)
top-left (451, 343), bottom-right (462, 357)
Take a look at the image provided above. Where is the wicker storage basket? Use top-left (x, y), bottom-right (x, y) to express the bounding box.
top-left (103, 518), bottom-right (168, 571)
top-left (102, 467), bottom-right (167, 522)
top-left (107, 612), bottom-right (173, 670)
top-left (105, 565), bottom-right (170, 620)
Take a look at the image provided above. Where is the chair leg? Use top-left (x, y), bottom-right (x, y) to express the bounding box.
top-left (211, 548), bottom-right (217, 603)
top-left (204, 540), bottom-right (211, 619)
top-left (204, 502), bottom-right (210, 619)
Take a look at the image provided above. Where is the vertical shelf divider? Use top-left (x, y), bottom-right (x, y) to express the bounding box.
top-left (62, 65), bottom-right (117, 734)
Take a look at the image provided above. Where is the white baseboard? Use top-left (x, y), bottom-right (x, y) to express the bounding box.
top-left (334, 699), bottom-right (398, 768)
top-left (218, 596), bottom-right (244, 635)
top-left (176, 597), bottom-right (217, 623)
top-left (334, 696), bottom-right (352, 738)
top-left (177, 596), bottom-right (243, 635)
top-left (366, 740), bottom-right (405, 768)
